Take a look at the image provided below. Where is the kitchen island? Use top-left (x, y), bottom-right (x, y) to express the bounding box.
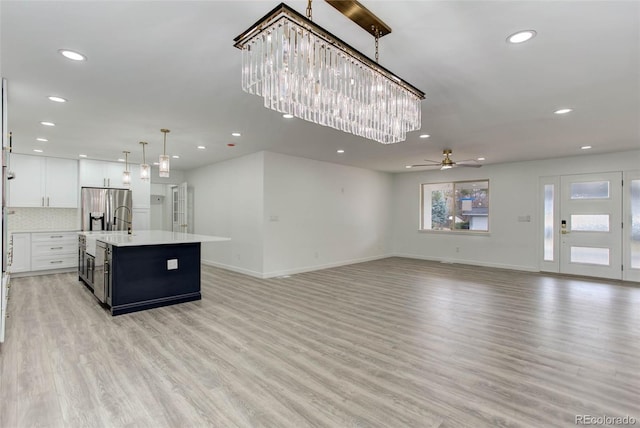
top-left (78, 230), bottom-right (230, 315)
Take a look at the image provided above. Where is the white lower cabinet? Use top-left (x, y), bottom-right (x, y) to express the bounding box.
top-left (9, 231), bottom-right (78, 275)
top-left (31, 232), bottom-right (78, 271)
top-left (9, 233), bottom-right (31, 273)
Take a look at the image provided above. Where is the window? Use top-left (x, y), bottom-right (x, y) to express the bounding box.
top-left (421, 180), bottom-right (489, 232)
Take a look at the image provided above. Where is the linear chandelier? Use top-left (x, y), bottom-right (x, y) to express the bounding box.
top-left (233, 1), bottom-right (425, 144)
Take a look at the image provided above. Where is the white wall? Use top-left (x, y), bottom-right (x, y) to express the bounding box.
top-left (392, 150), bottom-right (640, 271)
top-left (262, 152), bottom-right (393, 277)
top-left (185, 152), bottom-right (264, 277)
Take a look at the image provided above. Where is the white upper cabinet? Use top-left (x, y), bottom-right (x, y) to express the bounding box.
top-left (79, 159), bottom-right (128, 188)
top-left (79, 159), bottom-right (149, 208)
top-left (45, 157), bottom-right (79, 207)
top-left (9, 154), bottom-right (78, 208)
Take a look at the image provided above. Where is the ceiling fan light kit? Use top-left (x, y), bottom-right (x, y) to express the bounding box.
top-left (233, 0), bottom-right (425, 144)
top-left (409, 149), bottom-right (483, 170)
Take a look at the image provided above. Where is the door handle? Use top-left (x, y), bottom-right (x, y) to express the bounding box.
top-left (561, 230), bottom-right (570, 234)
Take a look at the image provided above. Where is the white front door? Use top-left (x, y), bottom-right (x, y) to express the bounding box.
top-left (559, 172), bottom-right (622, 280)
top-left (172, 182), bottom-right (188, 233)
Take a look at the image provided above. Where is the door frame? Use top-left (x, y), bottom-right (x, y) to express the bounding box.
top-left (623, 170), bottom-right (640, 282)
top-left (539, 172), bottom-right (634, 281)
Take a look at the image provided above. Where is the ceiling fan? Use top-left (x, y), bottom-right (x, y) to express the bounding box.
top-left (406, 149), bottom-right (482, 170)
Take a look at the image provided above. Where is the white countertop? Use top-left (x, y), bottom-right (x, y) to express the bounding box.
top-left (78, 230), bottom-right (230, 247)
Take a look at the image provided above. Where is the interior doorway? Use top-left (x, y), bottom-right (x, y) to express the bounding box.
top-left (172, 182), bottom-right (188, 233)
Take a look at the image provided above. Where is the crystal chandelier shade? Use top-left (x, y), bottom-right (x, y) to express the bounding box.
top-left (234, 3), bottom-right (425, 144)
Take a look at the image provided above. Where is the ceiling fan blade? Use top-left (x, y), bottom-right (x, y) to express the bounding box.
top-left (422, 159), bottom-right (441, 164)
top-left (455, 163), bottom-right (482, 168)
top-left (409, 164), bottom-right (441, 168)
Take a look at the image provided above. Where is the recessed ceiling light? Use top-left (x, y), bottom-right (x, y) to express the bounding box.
top-left (48, 96), bottom-right (67, 103)
top-left (172, 155), bottom-right (180, 159)
top-left (337, 149), bottom-right (345, 154)
top-left (79, 154), bottom-right (87, 158)
top-left (231, 132), bottom-right (241, 137)
top-left (419, 134), bottom-right (430, 139)
top-left (507, 30), bottom-right (537, 44)
top-left (283, 114), bottom-right (294, 119)
top-left (405, 165), bottom-right (413, 169)
top-left (33, 149), bottom-right (43, 153)
top-left (477, 157), bottom-right (485, 161)
top-left (40, 121), bottom-right (55, 126)
top-left (36, 138), bottom-right (48, 142)
top-left (117, 158), bottom-right (125, 162)
top-left (197, 145), bottom-right (206, 149)
top-left (59, 49), bottom-right (86, 61)
top-left (581, 145), bottom-right (592, 150)
top-left (554, 108), bottom-right (573, 115)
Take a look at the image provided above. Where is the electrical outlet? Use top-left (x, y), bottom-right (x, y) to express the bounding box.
top-left (455, 247), bottom-right (460, 253)
top-left (167, 259), bottom-right (178, 270)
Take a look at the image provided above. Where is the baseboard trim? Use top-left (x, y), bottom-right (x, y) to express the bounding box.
top-left (261, 254), bottom-right (390, 279)
top-left (200, 260), bottom-right (264, 279)
top-left (391, 253), bottom-right (538, 273)
top-left (202, 254), bottom-right (391, 279)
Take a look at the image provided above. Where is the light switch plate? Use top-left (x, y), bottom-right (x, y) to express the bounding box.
top-left (167, 259), bottom-right (178, 270)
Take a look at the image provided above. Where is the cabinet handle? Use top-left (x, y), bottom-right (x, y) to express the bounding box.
top-left (50, 260), bottom-right (63, 264)
top-left (50, 246), bottom-right (63, 250)
top-left (47, 197), bottom-right (50, 207)
top-left (41, 197), bottom-right (44, 207)
top-left (50, 235), bottom-right (63, 238)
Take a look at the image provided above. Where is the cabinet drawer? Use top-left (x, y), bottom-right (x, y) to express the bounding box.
top-left (32, 254), bottom-right (77, 271)
top-left (31, 241), bottom-right (78, 257)
top-left (31, 232), bottom-right (78, 243)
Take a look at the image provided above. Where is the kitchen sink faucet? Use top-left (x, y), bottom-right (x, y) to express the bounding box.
top-left (114, 205), bottom-right (132, 235)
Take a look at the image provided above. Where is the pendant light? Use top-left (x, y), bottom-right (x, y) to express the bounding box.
top-left (122, 150), bottom-right (131, 186)
top-left (139, 141), bottom-right (150, 181)
top-left (159, 128), bottom-right (170, 178)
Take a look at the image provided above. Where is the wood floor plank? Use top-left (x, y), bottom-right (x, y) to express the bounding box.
top-left (1, 258), bottom-right (639, 427)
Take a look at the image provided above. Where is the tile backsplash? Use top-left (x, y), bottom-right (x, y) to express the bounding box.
top-left (8, 208), bottom-right (79, 232)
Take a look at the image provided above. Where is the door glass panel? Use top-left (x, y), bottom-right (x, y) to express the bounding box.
top-left (632, 179), bottom-right (640, 269)
top-left (570, 181), bottom-right (609, 199)
top-left (570, 246), bottom-right (610, 266)
top-left (544, 184), bottom-right (554, 261)
top-left (570, 214), bottom-right (610, 232)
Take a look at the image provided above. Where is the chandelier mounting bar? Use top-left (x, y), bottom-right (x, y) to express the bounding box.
top-left (324, 0), bottom-right (392, 38)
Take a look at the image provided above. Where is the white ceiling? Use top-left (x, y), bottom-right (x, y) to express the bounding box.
top-left (1, 1), bottom-right (638, 173)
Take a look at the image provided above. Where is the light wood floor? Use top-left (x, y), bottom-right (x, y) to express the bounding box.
top-left (1, 258), bottom-right (639, 428)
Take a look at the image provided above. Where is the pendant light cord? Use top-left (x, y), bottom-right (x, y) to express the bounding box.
top-left (306, 0), bottom-right (312, 20)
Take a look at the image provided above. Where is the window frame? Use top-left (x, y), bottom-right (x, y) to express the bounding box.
top-left (419, 179), bottom-right (491, 234)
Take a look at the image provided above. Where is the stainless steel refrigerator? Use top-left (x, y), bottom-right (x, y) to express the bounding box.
top-left (81, 187), bottom-right (132, 232)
